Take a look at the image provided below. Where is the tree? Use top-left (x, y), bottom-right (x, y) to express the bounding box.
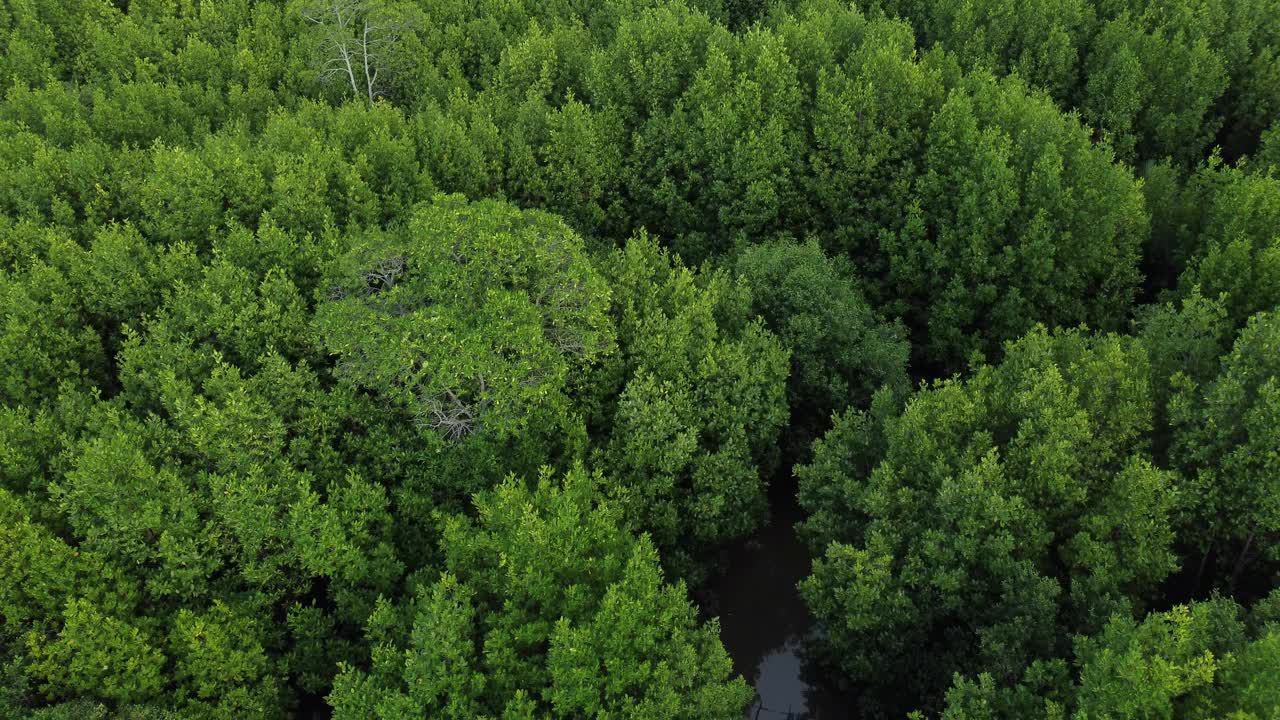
top-left (315, 198), bottom-right (788, 582)
top-left (798, 326), bottom-right (1176, 713)
top-left (0, 263), bottom-right (106, 408)
top-left (1258, 122), bottom-right (1280, 171)
top-left (0, 211), bottom-right (402, 716)
top-left (302, 0), bottom-right (415, 105)
top-left (327, 467), bottom-right (753, 719)
top-left (885, 71), bottom-right (1148, 372)
top-left (938, 592), bottom-right (1280, 719)
top-left (591, 234), bottom-right (789, 578)
top-left (866, 0), bottom-right (1093, 102)
top-left (1083, 9), bottom-right (1228, 167)
top-left (796, 7), bottom-right (945, 272)
top-left (1169, 309), bottom-right (1280, 593)
top-left (1071, 597), bottom-right (1279, 719)
top-left (1173, 163), bottom-right (1280, 331)
top-left (866, 0), bottom-right (1280, 168)
top-left (1134, 288), bottom-right (1233, 458)
top-left (732, 237), bottom-right (909, 458)
top-left (4, 0), bottom-right (1280, 717)
top-left (315, 193), bottom-right (614, 497)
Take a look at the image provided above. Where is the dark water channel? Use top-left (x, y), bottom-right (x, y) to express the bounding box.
top-left (704, 481), bottom-right (850, 719)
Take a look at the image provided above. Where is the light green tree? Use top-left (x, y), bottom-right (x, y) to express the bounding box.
top-left (328, 467), bottom-right (752, 719)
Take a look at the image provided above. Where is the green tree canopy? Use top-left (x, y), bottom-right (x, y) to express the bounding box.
top-left (591, 234), bottom-right (790, 577)
top-left (327, 467), bottom-right (752, 719)
top-left (1169, 309), bottom-right (1280, 592)
top-left (315, 193), bottom-right (614, 498)
top-left (938, 592), bottom-right (1280, 719)
top-left (864, 0), bottom-right (1280, 167)
top-left (798, 326), bottom-right (1176, 712)
top-left (732, 237), bottom-right (909, 457)
top-left (1, 0), bottom-right (1276, 717)
top-left (1173, 164), bottom-right (1280, 330)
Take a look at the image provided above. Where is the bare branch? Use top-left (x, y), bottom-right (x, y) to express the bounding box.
top-left (416, 387), bottom-right (489, 441)
top-left (303, 0), bottom-right (400, 103)
top-left (362, 254), bottom-right (407, 294)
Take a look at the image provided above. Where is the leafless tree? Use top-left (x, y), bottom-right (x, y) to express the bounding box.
top-left (302, 0), bottom-right (406, 104)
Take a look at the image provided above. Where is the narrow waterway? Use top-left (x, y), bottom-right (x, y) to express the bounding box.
top-left (705, 480), bottom-right (850, 719)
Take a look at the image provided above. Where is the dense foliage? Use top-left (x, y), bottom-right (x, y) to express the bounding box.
top-left (798, 327), bottom-right (1177, 711)
top-left (862, 0), bottom-right (1280, 166)
top-left (0, 0), bottom-right (1276, 718)
top-left (328, 467), bottom-right (752, 719)
top-left (935, 591), bottom-right (1280, 719)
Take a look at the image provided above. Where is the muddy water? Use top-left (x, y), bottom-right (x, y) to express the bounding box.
top-left (706, 482), bottom-right (850, 719)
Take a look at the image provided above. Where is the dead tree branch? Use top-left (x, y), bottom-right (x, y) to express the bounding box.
top-left (303, 0), bottom-right (405, 104)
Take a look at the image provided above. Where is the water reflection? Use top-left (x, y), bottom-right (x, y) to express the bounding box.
top-left (751, 637), bottom-right (807, 717)
top-left (706, 485), bottom-right (849, 719)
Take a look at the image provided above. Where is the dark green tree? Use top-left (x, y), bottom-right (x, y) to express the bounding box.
top-left (732, 237), bottom-right (909, 457)
top-left (1169, 309), bottom-right (1280, 593)
top-left (798, 326), bottom-right (1176, 712)
top-left (1173, 164), bottom-right (1280, 331)
top-left (885, 72), bottom-right (1148, 372)
top-left (592, 234), bottom-right (790, 577)
top-left (864, 0), bottom-right (1093, 102)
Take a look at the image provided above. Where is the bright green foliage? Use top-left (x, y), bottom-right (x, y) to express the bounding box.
top-left (139, 144), bottom-right (225, 246)
top-left (169, 601), bottom-right (280, 716)
top-left (315, 194), bottom-right (613, 493)
top-left (1, 0), bottom-right (1276, 717)
top-left (607, 12), bottom-right (808, 261)
top-left (932, 664), bottom-right (1071, 720)
top-left (887, 71), bottom-right (1148, 370)
top-left (593, 234), bottom-right (789, 575)
top-left (0, 0), bottom-right (1155, 374)
top-left (733, 238), bottom-right (909, 455)
top-left (865, 0), bottom-right (1094, 102)
top-left (0, 221), bottom-right (403, 716)
top-left (1071, 598), bottom-right (1278, 719)
top-left (26, 598), bottom-right (166, 705)
top-left (868, 0), bottom-right (1280, 167)
top-left (1173, 164), bottom-right (1280, 331)
top-left (798, 326), bottom-right (1176, 710)
top-left (52, 222), bottom-right (203, 336)
top-left (317, 194), bottom-right (613, 439)
top-left (0, 265), bottom-right (104, 407)
top-left (312, 198), bottom-right (788, 578)
top-left (327, 467), bottom-right (752, 719)
top-left (577, 0), bottom-right (1147, 372)
top-left (1140, 156), bottom-right (1280, 319)
top-left (1, 376), bottom-right (403, 714)
top-left (938, 594), bottom-right (1280, 719)
top-left (1169, 309), bottom-right (1280, 589)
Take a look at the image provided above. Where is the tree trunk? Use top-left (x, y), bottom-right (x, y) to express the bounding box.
top-left (1228, 533), bottom-right (1254, 594)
